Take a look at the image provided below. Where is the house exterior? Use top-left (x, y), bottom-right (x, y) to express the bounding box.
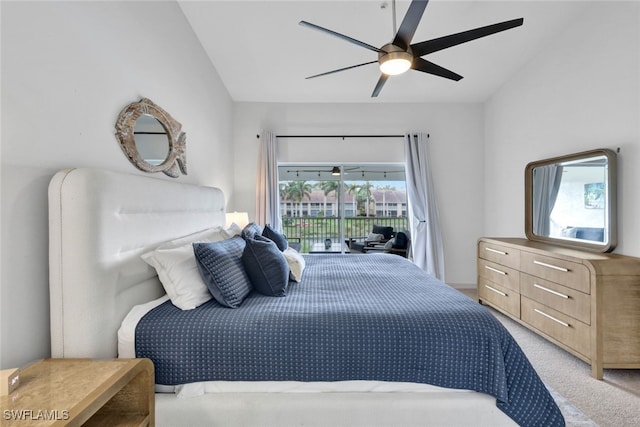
top-left (1, 0), bottom-right (638, 374)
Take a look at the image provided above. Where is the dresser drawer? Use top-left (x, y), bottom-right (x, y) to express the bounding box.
top-left (478, 278), bottom-right (520, 317)
top-left (520, 251), bottom-right (590, 293)
top-left (520, 273), bottom-right (590, 324)
top-left (521, 296), bottom-right (590, 357)
top-left (478, 259), bottom-right (519, 292)
top-left (478, 241), bottom-right (520, 270)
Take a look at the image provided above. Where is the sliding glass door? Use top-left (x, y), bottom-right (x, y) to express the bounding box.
top-left (278, 164), bottom-right (407, 253)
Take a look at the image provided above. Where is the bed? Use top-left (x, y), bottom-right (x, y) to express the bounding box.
top-left (48, 168), bottom-right (564, 427)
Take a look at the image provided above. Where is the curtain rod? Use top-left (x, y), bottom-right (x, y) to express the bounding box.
top-left (256, 134), bottom-right (428, 139)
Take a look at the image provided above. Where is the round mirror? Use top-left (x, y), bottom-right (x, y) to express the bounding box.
top-left (115, 98), bottom-right (187, 178)
top-left (133, 114), bottom-right (170, 166)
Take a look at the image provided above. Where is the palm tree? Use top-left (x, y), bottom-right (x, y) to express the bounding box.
top-left (318, 181), bottom-right (341, 217)
top-left (359, 181), bottom-right (375, 216)
top-left (279, 183), bottom-right (290, 216)
top-left (345, 183), bottom-right (360, 216)
top-left (284, 181), bottom-right (312, 216)
top-left (346, 181), bottom-right (375, 216)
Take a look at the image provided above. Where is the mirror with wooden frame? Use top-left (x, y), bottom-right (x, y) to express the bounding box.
top-left (115, 98), bottom-right (187, 178)
top-left (525, 148), bottom-right (617, 252)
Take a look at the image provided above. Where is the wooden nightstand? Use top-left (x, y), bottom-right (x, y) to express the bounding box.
top-left (0, 358), bottom-right (154, 426)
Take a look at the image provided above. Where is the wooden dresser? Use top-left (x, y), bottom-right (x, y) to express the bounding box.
top-left (477, 237), bottom-right (640, 379)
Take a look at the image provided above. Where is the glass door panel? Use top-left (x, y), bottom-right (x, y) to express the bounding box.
top-left (278, 164), bottom-right (407, 254)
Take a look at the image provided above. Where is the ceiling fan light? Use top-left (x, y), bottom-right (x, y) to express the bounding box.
top-left (379, 51), bottom-right (413, 75)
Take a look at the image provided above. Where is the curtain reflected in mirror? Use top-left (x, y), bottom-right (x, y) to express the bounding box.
top-left (532, 164), bottom-right (563, 237)
top-left (525, 149), bottom-right (617, 252)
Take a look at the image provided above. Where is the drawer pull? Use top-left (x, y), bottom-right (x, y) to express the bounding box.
top-left (485, 266), bottom-right (507, 275)
top-left (534, 283), bottom-right (569, 299)
top-left (534, 308), bottom-right (570, 327)
top-left (485, 247), bottom-right (507, 255)
top-left (533, 260), bottom-right (570, 272)
top-left (485, 285), bottom-right (507, 297)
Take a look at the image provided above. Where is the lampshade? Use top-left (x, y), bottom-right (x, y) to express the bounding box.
top-left (225, 211), bottom-right (249, 228)
top-left (331, 166), bottom-right (341, 176)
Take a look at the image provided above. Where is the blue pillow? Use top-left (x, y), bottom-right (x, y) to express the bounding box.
top-left (262, 224), bottom-right (288, 251)
top-left (241, 222), bottom-right (263, 240)
top-left (242, 235), bottom-right (289, 297)
top-left (193, 236), bottom-right (252, 308)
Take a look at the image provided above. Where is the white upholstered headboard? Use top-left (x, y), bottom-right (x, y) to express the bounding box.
top-left (48, 168), bottom-right (226, 358)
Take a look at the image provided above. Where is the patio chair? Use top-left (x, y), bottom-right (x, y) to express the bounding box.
top-left (362, 230), bottom-right (411, 258)
top-left (349, 225), bottom-right (394, 253)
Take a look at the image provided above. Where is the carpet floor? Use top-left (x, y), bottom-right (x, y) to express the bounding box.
top-left (458, 288), bottom-right (640, 427)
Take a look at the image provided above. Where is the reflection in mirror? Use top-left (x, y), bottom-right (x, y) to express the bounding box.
top-left (133, 114), bottom-right (169, 166)
top-left (525, 149), bottom-right (617, 252)
top-left (115, 98), bottom-right (187, 178)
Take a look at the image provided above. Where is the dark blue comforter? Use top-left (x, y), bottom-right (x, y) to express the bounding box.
top-left (136, 254), bottom-right (564, 426)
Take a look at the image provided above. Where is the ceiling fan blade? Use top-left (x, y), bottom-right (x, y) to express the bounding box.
top-left (299, 21), bottom-right (381, 53)
top-left (412, 57), bottom-right (463, 81)
top-left (411, 18), bottom-right (524, 57)
top-left (305, 61), bottom-right (378, 79)
top-left (371, 74), bottom-right (390, 98)
top-left (392, 0), bottom-right (429, 50)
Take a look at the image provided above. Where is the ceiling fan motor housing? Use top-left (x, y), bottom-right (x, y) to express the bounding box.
top-left (378, 43), bottom-right (413, 75)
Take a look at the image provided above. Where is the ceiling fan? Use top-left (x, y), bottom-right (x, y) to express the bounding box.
top-left (299, 0), bottom-right (524, 97)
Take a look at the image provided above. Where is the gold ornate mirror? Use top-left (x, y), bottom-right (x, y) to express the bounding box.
top-left (115, 98), bottom-right (187, 178)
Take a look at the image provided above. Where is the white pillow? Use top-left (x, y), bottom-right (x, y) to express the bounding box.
top-left (142, 244), bottom-right (212, 310)
top-left (223, 223), bottom-right (243, 238)
top-left (365, 233), bottom-right (384, 242)
top-left (283, 247), bottom-right (306, 282)
top-left (142, 226), bottom-right (236, 310)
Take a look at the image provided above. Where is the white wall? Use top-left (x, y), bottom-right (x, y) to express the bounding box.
top-left (0, 1), bottom-right (234, 369)
top-left (485, 2), bottom-right (640, 256)
top-left (231, 102), bottom-right (485, 287)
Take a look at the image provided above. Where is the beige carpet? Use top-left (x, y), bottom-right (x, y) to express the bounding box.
top-left (458, 288), bottom-right (640, 427)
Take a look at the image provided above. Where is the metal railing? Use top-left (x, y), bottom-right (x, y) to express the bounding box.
top-left (282, 216), bottom-right (408, 253)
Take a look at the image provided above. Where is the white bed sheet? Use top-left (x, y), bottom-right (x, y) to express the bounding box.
top-left (118, 297), bottom-right (473, 398)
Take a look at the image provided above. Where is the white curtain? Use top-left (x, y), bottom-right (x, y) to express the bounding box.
top-left (255, 130), bottom-right (282, 231)
top-left (404, 133), bottom-right (445, 280)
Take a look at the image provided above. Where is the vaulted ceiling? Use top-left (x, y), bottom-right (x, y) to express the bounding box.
top-left (179, 1), bottom-right (590, 103)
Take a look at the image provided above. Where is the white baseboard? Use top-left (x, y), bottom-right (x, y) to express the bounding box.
top-left (448, 283), bottom-right (475, 290)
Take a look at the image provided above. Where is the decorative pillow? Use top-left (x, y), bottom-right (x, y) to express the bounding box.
top-left (365, 233), bottom-right (384, 243)
top-left (223, 223), bottom-right (243, 238)
top-left (262, 224), bottom-right (288, 251)
top-left (193, 236), bottom-right (252, 308)
top-left (384, 239), bottom-right (394, 250)
top-left (141, 226), bottom-right (229, 310)
top-left (372, 225), bottom-right (394, 240)
top-left (141, 244), bottom-right (212, 310)
top-left (283, 246), bottom-right (306, 282)
top-left (241, 222), bottom-right (263, 239)
top-left (242, 235), bottom-right (289, 297)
